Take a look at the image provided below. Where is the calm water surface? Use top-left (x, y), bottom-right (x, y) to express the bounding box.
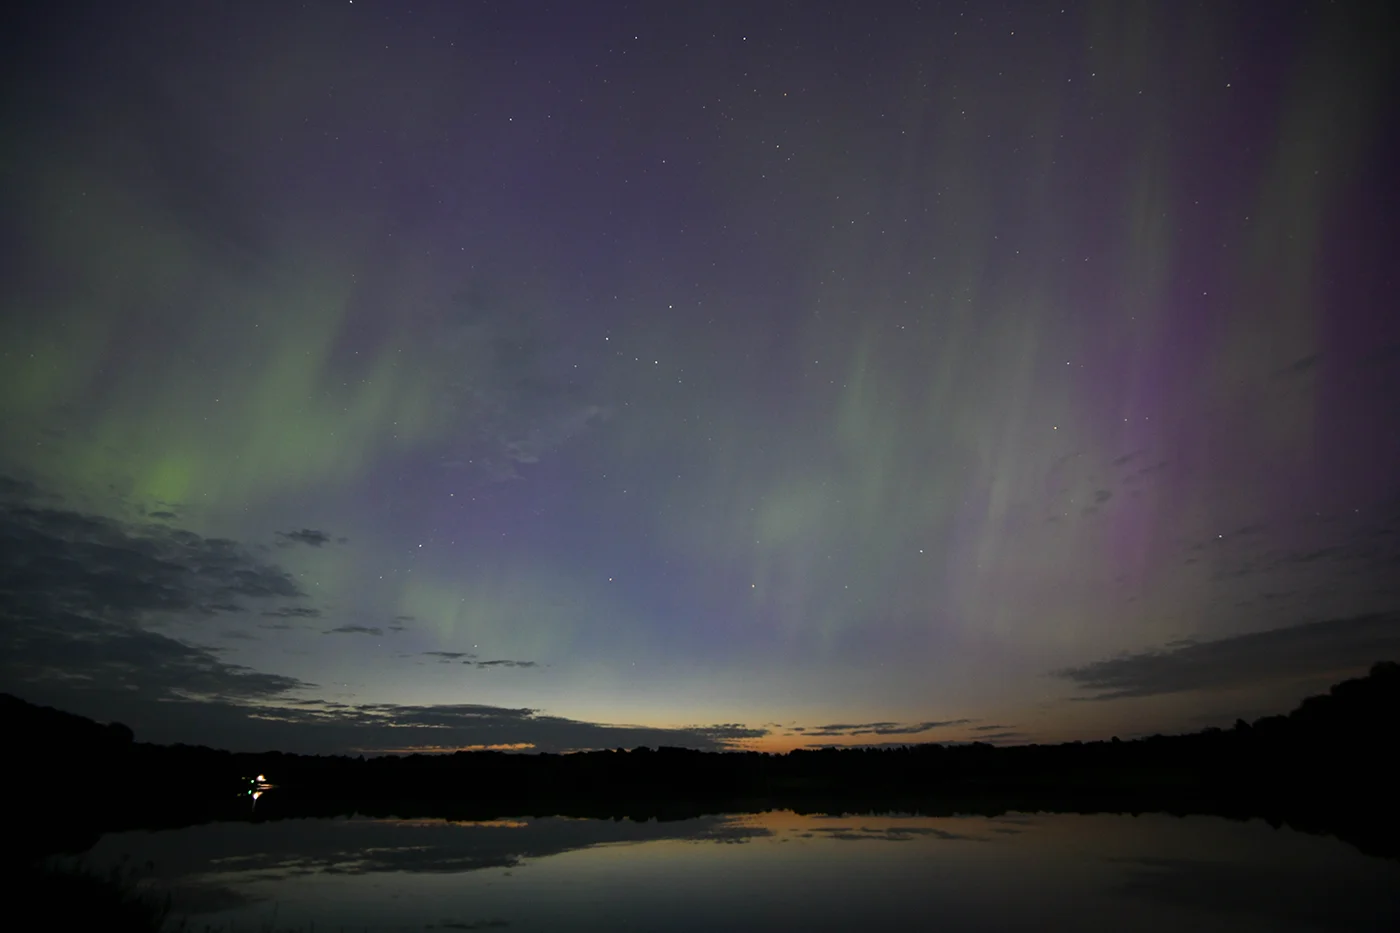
top-left (82, 810), bottom-right (1400, 932)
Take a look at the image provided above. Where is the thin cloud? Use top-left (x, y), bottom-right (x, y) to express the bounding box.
top-left (682, 723), bottom-right (769, 742)
top-left (420, 653), bottom-right (539, 669)
top-left (803, 718), bottom-right (974, 737)
top-left (325, 625), bottom-right (384, 636)
top-left (430, 286), bottom-right (610, 484)
top-left (219, 629), bottom-right (258, 641)
top-left (1056, 612), bottom-right (1400, 700)
top-left (276, 528), bottom-right (334, 547)
top-left (263, 606), bottom-right (322, 619)
top-left (1272, 352), bottom-right (1323, 378)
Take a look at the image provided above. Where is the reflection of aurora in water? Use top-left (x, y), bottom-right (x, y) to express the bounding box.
top-left (77, 810), bottom-right (1400, 932)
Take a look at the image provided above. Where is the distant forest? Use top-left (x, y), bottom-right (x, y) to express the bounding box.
top-left (5, 661), bottom-right (1398, 861)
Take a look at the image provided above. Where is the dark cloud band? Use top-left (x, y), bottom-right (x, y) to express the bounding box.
top-left (1057, 612), bottom-right (1400, 700)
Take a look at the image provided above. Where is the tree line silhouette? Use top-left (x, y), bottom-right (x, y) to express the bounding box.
top-left (5, 661), bottom-right (1397, 862)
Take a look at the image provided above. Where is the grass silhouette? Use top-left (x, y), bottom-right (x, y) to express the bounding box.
top-left (24, 856), bottom-right (170, 932)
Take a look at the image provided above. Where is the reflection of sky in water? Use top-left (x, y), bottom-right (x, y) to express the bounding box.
top-left (81, 812), bottom-right (1400, 932)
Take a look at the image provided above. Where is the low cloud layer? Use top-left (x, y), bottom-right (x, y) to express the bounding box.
top-left (4, 613), bottom-right (311, 702)
top-left (0, 478), bottom-right (767, 754)
top-left (0, 477), bottom-right (313, 704)
top-left (1057, 612), bottom-right (1400, 700)
top-left (802, 718), bottom-right (974, 738)
top-left (15, 692), bottom-right (770, 755)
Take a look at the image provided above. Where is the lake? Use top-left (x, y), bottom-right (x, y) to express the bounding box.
top-left (78, 809), bottom-right (1400, 932)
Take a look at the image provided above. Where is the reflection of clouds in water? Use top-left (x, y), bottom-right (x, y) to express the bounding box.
top-left (1114, 855), bottom-right (1400, 928)
top-left (391, 819), bottom-right (529, 829)
top-left (796, 825), bottom-right (990, 843)
top-left (786, 812), bottom-right (1021, 843)
top-left (80, 811), bottom-right (1400, 931)
top-left (988, 815), bottom-right (1040, 834)
top-left (165, 880), bottom-right (265, 916)
top-left (87, 814), bottom-right (770, 914)
top-left (691, 821), bottom-right (773, 845)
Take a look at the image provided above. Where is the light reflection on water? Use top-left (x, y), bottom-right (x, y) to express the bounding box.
top-left (82, 810), bottom-right (1400, 932)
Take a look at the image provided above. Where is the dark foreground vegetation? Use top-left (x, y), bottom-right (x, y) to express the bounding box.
top-left (4, 661), bottom-right (1398, 871)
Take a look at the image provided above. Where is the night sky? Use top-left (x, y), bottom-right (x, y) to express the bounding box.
top-left (3, 1), bottom-right (1398, 756)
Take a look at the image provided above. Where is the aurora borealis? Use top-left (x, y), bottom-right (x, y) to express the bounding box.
top-left (2, 0), bottom-right (1398, 754)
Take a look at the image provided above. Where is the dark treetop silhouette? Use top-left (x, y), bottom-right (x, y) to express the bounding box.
top-left (5, 662), bottom-right (1398, 863)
